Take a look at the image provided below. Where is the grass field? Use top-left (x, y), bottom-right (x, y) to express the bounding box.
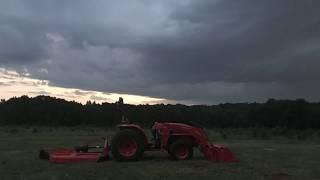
top-left (0, 127), bottom-right (319, 180)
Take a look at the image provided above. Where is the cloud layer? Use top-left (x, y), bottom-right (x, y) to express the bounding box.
top-left (1, 0), bottom-right (320, 104)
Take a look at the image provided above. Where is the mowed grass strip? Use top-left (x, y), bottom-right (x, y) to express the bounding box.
top-left (0, 127), bottom-right (319, 180)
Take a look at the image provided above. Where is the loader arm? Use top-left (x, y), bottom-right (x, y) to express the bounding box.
top-left (153, 122), bottom-right (237, 162)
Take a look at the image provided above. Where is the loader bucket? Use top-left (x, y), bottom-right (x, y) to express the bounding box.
top-left (201, 144), bottom-right (237, 162)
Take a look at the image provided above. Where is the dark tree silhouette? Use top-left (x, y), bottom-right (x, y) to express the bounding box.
top-left (0, 95), bottom-right (319, 129)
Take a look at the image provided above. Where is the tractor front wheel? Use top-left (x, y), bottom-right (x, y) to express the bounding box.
top-left (169, 139), bottom-right (193, 160)
top-left (111, 129), bottom-right (145, 161)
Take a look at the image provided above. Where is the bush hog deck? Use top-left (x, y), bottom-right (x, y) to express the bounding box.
top-left (40, 122), bottom-right (237, 163)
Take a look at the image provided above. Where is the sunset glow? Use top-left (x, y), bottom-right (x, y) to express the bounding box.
top-left (0, 68), bottom-right (167, 105)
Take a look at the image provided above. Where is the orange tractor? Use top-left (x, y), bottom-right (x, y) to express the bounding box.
top-left (40, 121), bottom-right (237, 163)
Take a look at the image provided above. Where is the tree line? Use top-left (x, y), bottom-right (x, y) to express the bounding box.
top-left (0, 95), bottom-right (319, 129)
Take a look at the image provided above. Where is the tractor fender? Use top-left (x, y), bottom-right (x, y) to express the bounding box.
top-left (117, 124), bottom-right (148, 145)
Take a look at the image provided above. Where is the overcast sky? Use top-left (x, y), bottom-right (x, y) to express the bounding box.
top-left (1, 0), bottom-right (320, 104)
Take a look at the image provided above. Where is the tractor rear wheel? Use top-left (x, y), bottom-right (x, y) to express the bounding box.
top-left (169, 139), bottom-right (193, 160)
top-left (111, 129), bottom-right (145, 161)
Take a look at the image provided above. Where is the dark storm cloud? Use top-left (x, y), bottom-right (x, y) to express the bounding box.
top-left (0, 15), bottom-right (50, 64)
top-left (140, 0), bottom-right (320, 84)
top-left (1, 0), bottom-right (320, 104)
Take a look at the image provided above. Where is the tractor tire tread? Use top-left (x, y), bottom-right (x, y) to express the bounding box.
top-left (169, 139), bottom-right (194, 160)
top-left (111, 129), bottom-right (145, 161)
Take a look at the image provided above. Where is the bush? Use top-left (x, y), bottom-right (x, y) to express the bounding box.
top-left (32, 128), bottom-right (39, 133)
top-left (285, 130), bottom-right (296, 139)
top-left (219, 131), bottom-right (228, 139)
top-left (272, 127), bottom-right (288, 136)
top-left (252, 128), bottom-right (270, 140)
top-left (296, 129), bottom-right (314, 140)
top-left (9, 128), bottom-right (19, 134)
